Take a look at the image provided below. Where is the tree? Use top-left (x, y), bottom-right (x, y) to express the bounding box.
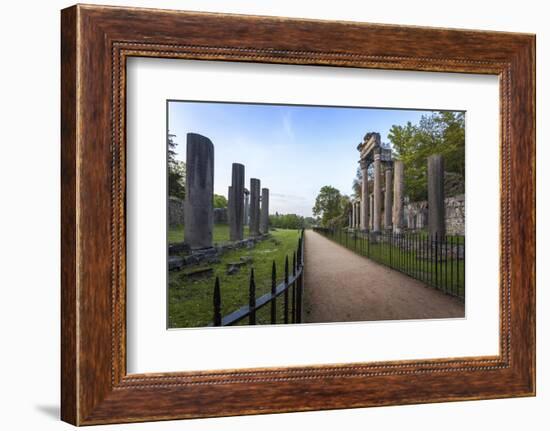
top-left (213, 194), bottom-right (228, 208)
top-left (168, 133), bottom-right (186, 199)
top-left (312, 186), bottom-right (343, 227)
top-left (269, 213), bottom-right (305, 229)
top-left (388, 111), bottom-right (465, 201)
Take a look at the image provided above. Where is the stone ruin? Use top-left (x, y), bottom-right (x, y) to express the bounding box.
top-left (352, 131), bottom-right (464, 237)
top-left (181, 133), bottom-right (271, 249)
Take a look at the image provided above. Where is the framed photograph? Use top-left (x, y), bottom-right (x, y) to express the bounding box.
top-left (61, 4), bottom-right (535, 425)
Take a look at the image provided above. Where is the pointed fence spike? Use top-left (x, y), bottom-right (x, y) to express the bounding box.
top-left (213, 276), bottom-right (221, 327)
top-left (249, 268), bottom-right (256, 325)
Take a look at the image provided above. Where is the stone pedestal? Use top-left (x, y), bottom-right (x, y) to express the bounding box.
top-left (229, 163), bottom-right (245, 241)
top-left (428, 154), bottom-right (446, 238)
top-left (260, 188), bottom-right (270, 234)
top-left (373, 153), bottom-right (382, 232)
top-left (384, 168), bottom-right (393, 230)
top-left (392, 160), bottom-right (404, 234)
top-left (249, 178), bottom-right (261, 237)
top-left (184, 133), bottom-right (214, 249)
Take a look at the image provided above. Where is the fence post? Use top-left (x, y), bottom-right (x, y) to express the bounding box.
top-left (296, 232), bottom-right (304, 323)
top-left (292, 251), bottom-right (296, 323)
top-left (271, 261), bottom-right (277, 324)
top-left (249, 268), bottom-right (256, 325)
top-left (284, 255), bottom-right (289, 324)
top-left (213, 276), bottom-right (221, 326)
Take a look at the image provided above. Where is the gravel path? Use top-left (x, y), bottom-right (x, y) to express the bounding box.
top-left (303, 230), bottom-right (465, 323)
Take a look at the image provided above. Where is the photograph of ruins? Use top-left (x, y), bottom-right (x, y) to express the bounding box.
top-left (167, 101), bottom-right (465, 329)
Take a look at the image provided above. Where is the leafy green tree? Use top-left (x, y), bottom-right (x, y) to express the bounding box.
top-left (213, 194), bottom-right (228, 208)
top-left (388, 111), bottom-right (465, 201)
top-left (269, 213), bottom-right (305, 229)
top-left (168, 133), bottom-right (186, 199)
top-left (312, 186), bottom-right (343, 227)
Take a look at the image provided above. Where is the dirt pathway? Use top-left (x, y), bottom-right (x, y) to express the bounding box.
top-left (303, 230), bottom-right (464, 323)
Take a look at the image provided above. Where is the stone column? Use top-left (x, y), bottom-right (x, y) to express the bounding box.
top-left (392, 160), bottom-right (404, 234)
top-left (384, 168), bottom-right (393, 230)
top-left (260, 188), bottom-right (270, 234)
top-left (249, 178), bottom-right (261, 237)
top-left (227, 186), bottom-right (232, 227)
top-left (243, 189), bottom-right (250, 226)
top-left (351, 201), bottom-right (356, 228)
top-left (184, 133), bottom-right (214, 249)
top-left (373, 152), bottom-right (382, 232)
top-left (229, 163), bottom-right (245, 241)
top-left (428, 154), bottom-right (446, 238)
top-left (360, 160), bottom-right (369, 230)
top-left (348, 212), bottom-right (352, 228)
top-left (369, 194), bottom-right (374, 230)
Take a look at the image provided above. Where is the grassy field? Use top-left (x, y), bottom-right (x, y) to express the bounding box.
top-left (168, 228), bottom-right (301, 328)
top-left (319, 229), bottom-right (465, 300)
top-left (168, 223), bottom-right (250, 245)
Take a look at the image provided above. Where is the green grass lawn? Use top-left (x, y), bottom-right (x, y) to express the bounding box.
top-left (169, 223), bottom-right (250, 245)
top-left (168, 228), bottom-right (301, 328)
top-left (321, 230), bottom-right (465, 300)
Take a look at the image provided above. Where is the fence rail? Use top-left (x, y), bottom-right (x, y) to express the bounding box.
top-left (211, 229), bottom-right (305, 326)
top-left (313, 227), bottom-right (464, 301)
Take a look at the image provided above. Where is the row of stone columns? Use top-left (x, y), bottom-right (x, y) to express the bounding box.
top-left (352, 152), bottom-right (445, 237)
top-left (229, 171), bottom-right (270, 240)
top-left (184, 133), bottom-right (270, 250)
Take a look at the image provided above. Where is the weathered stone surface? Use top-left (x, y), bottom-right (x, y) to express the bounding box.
top-left (261, 189), bottom-right (270, 231)
top-left (227, 185), bottom-right (232, 227)
top-left (392, 160), bottom-right (404, 233)
top-left (229, 163), bottom-right (245, 241)
top-left (249, 178), bottom-right (261, 237)
top-left (428, 154), bottom-right (446, 237)
top-left (384, 168), bottom-right (393, 230)
top-left (184, 133), bottom-right (214, 249)
top-left (168, 196), bottom-right (184, 228)
top-left (168, 241), bottom-right (191, 255)
top-left (373, 152), bottom-right (382, 232)
top-left (445, 194), bottom-right (465, 236)
top-left (168, 256), bottom-right (184, 271)
top-left (213, 208), bottom-right (228, 224)
top-left (243, 189), bottom-right (250, 226)
top-left (360, 160), bottom-right (369, 230)
top-left (369, 194), bottom-right (374, 230)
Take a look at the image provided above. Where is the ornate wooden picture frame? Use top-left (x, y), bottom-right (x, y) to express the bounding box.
top-left (61, 4), bottom-right (535, 425)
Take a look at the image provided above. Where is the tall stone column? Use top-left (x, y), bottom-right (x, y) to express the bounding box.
top-left (369, 194), bottom-right (374, 230)
top-left (360, 160), bottom-right (369, 230)
top-left (229, 163), bottom-right (245, 241)
top-left (392, 160), bottom-right (404, 234)
top-left (227, 186), bottom-right (232, 227)
top-left (249, 178), bottom-right (261, 237)
top-left (243, 189), bottom-right (250, 226)
top-left (373, 152), bottom-right (382, 232)
top-left (184, 133), bottom-right (214, 249)
top-left (260, 188), bottom-right (270, 234)
top-left (351, 201), bottom-right (356, 228)
top-left (384, 168), bottom-right (393, 230)
top-left (428, 154), bottom-right (446, 238)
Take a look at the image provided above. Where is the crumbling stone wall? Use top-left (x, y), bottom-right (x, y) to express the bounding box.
top-left (403, 194), bottom-right (465, 236)
top-left (168, 196), bottom-right (184, 227)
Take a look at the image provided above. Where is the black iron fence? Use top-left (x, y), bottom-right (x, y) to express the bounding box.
top-left (313, 227), bottom-right (464, 301)
top-left (211, 229), bottom-right (305, 326)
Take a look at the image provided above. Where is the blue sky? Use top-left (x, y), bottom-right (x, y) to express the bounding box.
top-left (168, 101), bottom-right (432, 218)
